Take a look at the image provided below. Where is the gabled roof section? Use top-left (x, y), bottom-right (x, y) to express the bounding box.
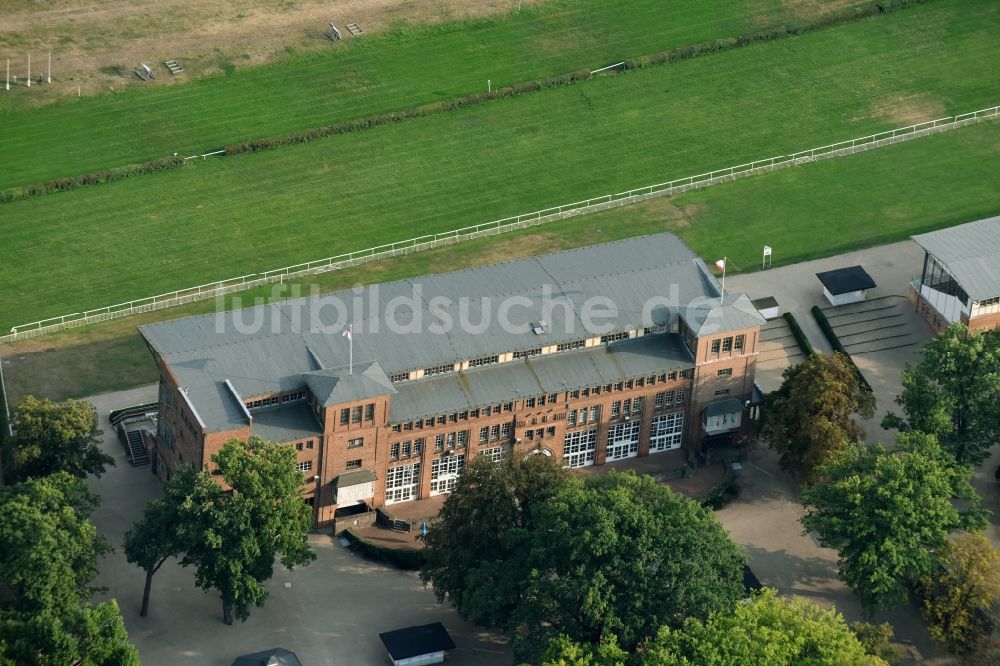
top-left (681, 293), bottom-right (765, 337)
top-left (303, 361), bottom-right (396, 406)
top-left (912, 217), bottom-right (1000, 301)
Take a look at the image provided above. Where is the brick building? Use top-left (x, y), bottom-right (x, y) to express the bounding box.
top-left (910, 216), bottom-right (1000, 334)
top-left (140, 233), bottom-right (764, 526)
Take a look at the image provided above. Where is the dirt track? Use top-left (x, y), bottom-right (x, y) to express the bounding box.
top-left (0, 0), bottom-right (542, 104)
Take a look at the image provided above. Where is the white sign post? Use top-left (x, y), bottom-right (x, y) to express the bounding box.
top-left (762, 245), bottom-right (772, 269)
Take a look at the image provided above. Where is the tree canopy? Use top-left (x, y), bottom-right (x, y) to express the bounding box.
top-left (184, 437), bottom-right (316, 624)
top-left (420, 453), bottom-right (566, 630)
top-left (882, 324), bottom-right (1000, 467)
top-left (919, 531), bottom-right (1000, 654)
top-left (516, 473), bottom-right (745, 660)
top-left (0, 473), bottom-right (137, 665)
top-left (762, 352), bottom-right (874, 483)
top-left (800, 433), bottom-right (986, 612)
top-left (2, 396), bottom-right (113, 484)
top-left (641, 589), bottom-right (885, 665)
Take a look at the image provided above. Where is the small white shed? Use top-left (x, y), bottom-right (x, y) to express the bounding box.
top-left (815, 266), bottom-right (876, 306)
top-left (379, 623), bottom-right (456, 666)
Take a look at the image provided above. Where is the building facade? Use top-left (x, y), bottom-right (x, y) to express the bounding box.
top-left (140, 234), bottom-right (764, 526)
top-left (910, 217), bottom-right (1000, 334)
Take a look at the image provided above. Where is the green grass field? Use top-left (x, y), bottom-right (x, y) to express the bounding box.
top-left (1, 0), bottom-right (996, 331)
top-left (3, 118), bottom-right (997, 402)
top-left (0, 0), bottom-right (869, 190)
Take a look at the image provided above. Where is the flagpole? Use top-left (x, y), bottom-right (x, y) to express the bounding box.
top-left (720, 256), bottom-right (726, 305)
top-left (349, 331), bottom-right (353, 375)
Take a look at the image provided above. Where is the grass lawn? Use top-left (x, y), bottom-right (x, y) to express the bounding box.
top-left (1, 0), bottom-right (996, 331)
top-left (0, 0), bottom-right (868, 190)
top-left (2, 118), bottom-right (997, 403)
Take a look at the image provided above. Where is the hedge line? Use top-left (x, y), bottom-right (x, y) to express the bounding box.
top-left (620, 0), bottom-right (932, 71)
top-left (341, 528), bottom-right (425, 570)
top-left (0, 155), bottom-right (186, 203)
top-left (225, 0), bottom-right (933, 157)
top-left (810, 305), bottom-right (874, 392)
top-left (0, 0), bottom-right (934, 200)
top-left (699, 473), bottom-right (739, 510)
top-left (222, 69), bottom-right (593, 155)
top-left (783, 312), bottom-right (815, 357)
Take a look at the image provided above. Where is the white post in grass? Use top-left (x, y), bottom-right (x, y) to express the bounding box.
top-left (5, 59), bottom-right (8, 91)
top-left (47, 51), bottom-right (51, 83)
top-left (26, 53), bottom-right (30, 87)
top-left (487, 79), bottom-right (491, 94)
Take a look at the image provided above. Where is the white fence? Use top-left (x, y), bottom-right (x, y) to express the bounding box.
top-left (3, 104), bottom-right (997, 344)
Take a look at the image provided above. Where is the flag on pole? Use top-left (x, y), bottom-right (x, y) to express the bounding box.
top-left (715, 259), bottom-right (726, 271)
top-left (343, 324), bottom-right (353, 374)
top-left (342, 324), bottom-right (352, 341)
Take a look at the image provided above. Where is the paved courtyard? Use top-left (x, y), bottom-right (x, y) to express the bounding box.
top-left (727, 239), bottom-right (933, 439)
top-left (84, 387), bottom-right (511, 666)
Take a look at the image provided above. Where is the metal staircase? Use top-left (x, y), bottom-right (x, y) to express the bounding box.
top-left (125, 430), bottom-right (149, 466)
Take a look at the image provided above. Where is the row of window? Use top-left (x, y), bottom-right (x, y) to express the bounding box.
top-left (245, 390), bottom-right (307, 411)
top-left (566, 406), bottom-right (601, 428)
top-left (610, 397), bottom-right (643, 418)
top-left (293, 440), bottom-right (315, 452)
top-left (384, 412), bottom-right (685, 503)
top-left (392, 403), bottom-right (516, 432)
top-left (340, 403), bottom-right (377, 426)
top-left (390, 429), bottom-right (477, 460)
top-left (524, 426), bottom-right (557, 441)
top-left (524, 393), bottom-right (560, 409)
top-left (653, 389), bottom-right (687, 409)
top-left (709, 334), bottom-right (747, 355)
top-left (479, 422), bottom-right (514, 442)
top-left (565, 370), bottom-right (691, 401)
top-left (562, 412), bottom-right (684, 468)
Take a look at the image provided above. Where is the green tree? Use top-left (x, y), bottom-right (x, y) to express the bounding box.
top-left (2, 396), bottom-right (113, 484)
top-left (185, 437), bottom-right (316, 624)
top-left (515, 472), bottom-right (745, 661)
top-left (641, 589), bottom-right (885, 665)
top-left (918, 531), bottom-right (1000, 654)
top-left (849, 622), bottom-right (904, 665)
top-left (542, 634), bottom-right (629, 666)
top-left (800, 433), bottom-right (986, 612)
top-left (123, 464), bottom-right (199, 618)
top-left (0, 473), bottom-right (138, 665)
top-left (882, 324), bottom-right (1000, 466)
top-left (762, 352), bottom-right (874, 483)
top-left (420, 453), bottom-right (566, 630)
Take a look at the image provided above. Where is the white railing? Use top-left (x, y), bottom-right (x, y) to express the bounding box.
top-left (3, 104), bottom-right (997, 344)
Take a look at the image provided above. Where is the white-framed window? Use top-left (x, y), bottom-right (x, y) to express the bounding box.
top-left (480, 445), bottom-right (510, 465)
top-left (385, 463), bottom-right (420, 504)
top-left (606, 420), bottom-right (641, 461)
top-left (501, 423), bottom-right (511, 439)
top-left (589, 405), bottom-right (599, 422)
top-left (480, 426), bottom-right (489, 442)
top-left (563, 429), bottom-right (597, 468)
top-left (650, 412), bottom-right (684, 453)
top-left (296, 460), bottom-right (313, 473)
top-left (430, 455), bottom-right (465, 495)
top-left (567, 410), bottom-right (577, 427)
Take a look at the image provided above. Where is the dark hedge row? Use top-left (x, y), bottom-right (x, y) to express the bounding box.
top-left (811, 305), bottom-right (874, 392)
top-left (223, 70), bottom-right (593, 155)
top-left (341, 528), bottom-right (425, 570)
top-left (0, 155), bottom-right (185, 203)
top-left (784, 312), bottom-right (816, 358)
top-left (621, 0), bottom-right (932, 71)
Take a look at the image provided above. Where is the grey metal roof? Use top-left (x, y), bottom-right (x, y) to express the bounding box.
top-left (815, 266), bottom-right (876, 295)
top-left (250, 401), bottom-right (322, 443)
top-left (303, 361), bottom-right (396, 406)
top-left (912, 217), bottom-right (1000, 301)
top-left (680, 292), bottom-right (766, 337)
top-left (140, 233), bottom-right (738, 433)
top-left (704, 398), bottom-right (746, 417)
top-left (389, 333), bottom-right (694, 423)
top-left (333, 469), bottom-right (377, 488)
